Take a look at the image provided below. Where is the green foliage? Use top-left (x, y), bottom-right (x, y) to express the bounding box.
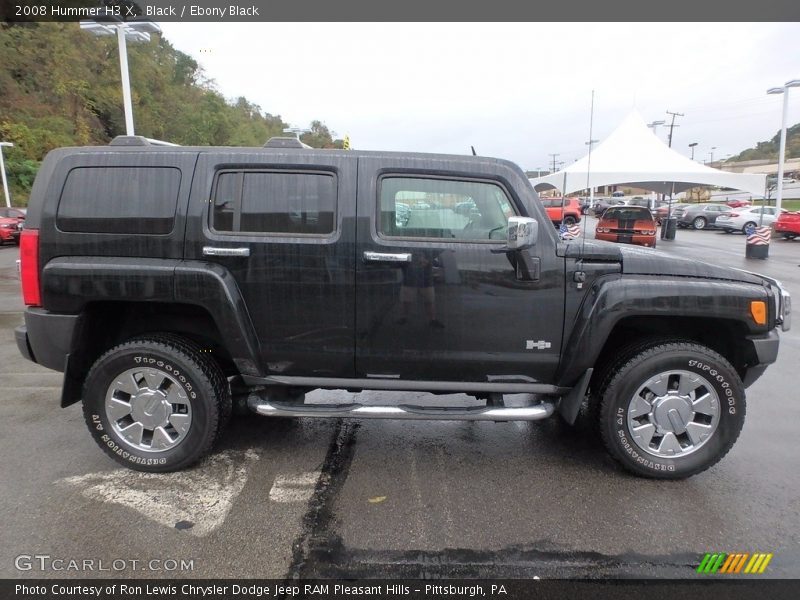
top-left (0, 22), bottom-right (341, 204)
top-left (732, 123), bottom-right (800, 161)
top-left (301, 120), bottom-right (345, 149)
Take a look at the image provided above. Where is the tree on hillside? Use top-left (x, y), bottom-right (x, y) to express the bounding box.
top-left (301, 120), bottom-right (345, 149)
top-left (732, 123), bottom-right (800, 161)
top-left (0, 22), bottom-right (342, 203)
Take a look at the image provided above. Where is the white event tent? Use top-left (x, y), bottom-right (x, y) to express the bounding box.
top-left (529, 112), bottom-right (767, 197)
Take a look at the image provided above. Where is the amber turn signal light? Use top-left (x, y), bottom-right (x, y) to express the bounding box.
top-left (750, 300), bottom-right (767, 326)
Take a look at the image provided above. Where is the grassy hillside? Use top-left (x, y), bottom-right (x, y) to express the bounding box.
top-left (731, 123), bottom-right (800, 162)
top-left (0, 22), bottom-right (343, 204)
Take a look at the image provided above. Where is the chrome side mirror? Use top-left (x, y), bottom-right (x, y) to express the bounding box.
top-left (507, 217), bottom-right (538, 250)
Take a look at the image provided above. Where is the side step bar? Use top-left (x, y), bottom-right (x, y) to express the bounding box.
top-left (247, 398), bottom-right (556, 422)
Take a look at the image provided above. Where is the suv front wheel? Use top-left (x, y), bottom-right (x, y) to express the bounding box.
top-left (598, 341), bottom-right (745, 479)
top-left (82, 335), bottom-right (230, 472)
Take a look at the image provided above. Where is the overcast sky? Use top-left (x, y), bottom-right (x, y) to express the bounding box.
top-left (157, 22), bottom-right (800, 171)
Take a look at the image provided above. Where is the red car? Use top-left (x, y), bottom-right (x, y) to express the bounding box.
top-left (725, 199), bottom-right (752, 208)
top-left (0, 217), bottom-right (21, 245)
top-left (595, 205), bottom-right (657, 248)
top-left (774, 210), bottom-right (800, 240)
top-left (540, 196), bottom-right (581, 226)
top-left (0, 207), bottom-right (26, 222)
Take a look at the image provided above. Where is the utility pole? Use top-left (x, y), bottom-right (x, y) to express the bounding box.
top-left (666, 110), bottom-right (684, 148)
top-left (548, 153), bottom-right (560, 173)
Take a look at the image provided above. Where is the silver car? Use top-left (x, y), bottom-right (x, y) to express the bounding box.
top-left (673, 203), bottom-right (730, 230)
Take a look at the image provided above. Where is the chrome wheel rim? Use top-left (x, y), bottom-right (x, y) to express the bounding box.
top-left (627, 370), bottom-right (720, 458)
top-left (105, 367), bottom-right (192, 453)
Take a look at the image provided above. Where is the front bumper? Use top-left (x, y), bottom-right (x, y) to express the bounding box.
top-left (595, 232), bottom-right (656, 247)
top-left (742, 329), bottom-right (781, 387)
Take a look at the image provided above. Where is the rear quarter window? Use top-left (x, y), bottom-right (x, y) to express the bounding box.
top-left (56, 166), bottom-right (181, 234)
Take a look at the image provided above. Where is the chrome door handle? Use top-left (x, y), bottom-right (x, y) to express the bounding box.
top-left (363, 251), bottom-right (412, 263)
top-left (203, 246), bottom-right (250, 257)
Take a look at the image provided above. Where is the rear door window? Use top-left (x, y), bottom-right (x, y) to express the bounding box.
top-left (212, 170), bottom-right (336, 236)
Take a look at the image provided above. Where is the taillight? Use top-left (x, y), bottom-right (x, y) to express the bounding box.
top-left (20, 229), bottom-right (41, 306)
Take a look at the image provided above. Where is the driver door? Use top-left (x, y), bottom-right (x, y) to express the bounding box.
top-left (354, 157), bottom-right (563, 383)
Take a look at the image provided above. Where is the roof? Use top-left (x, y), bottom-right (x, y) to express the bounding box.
top-left (529, 112), bottom-right (767, 197)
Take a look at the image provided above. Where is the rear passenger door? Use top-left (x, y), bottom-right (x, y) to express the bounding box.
top-left (185, 152), bottom-right (356, 378)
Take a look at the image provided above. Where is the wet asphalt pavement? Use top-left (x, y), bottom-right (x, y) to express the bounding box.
top-left (0, 223), bottom-right (798, 579)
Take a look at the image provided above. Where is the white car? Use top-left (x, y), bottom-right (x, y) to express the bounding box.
top-left (715, 206), bottom-right (785, 233)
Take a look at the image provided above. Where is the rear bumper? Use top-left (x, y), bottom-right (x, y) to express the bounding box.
top-left (15, 325), bottom-right (34, 362)
top-left (15, 308), bottom-right (78, 372)
top-left (774, 223), bottom-right (800, 234)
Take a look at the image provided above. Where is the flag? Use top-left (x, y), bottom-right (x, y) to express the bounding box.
top-left (559, 223), bottom-right (581, 240)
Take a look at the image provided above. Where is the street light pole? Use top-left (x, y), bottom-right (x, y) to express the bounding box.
top-left (80, 18), bottom-right (161, 137)
top-left (768, 79), bottom-right (800, 213)
top-left (647, 120), bottom-right (666, 138)
top-left (0, 142), bottom-right (13, 208)
top-left (689, 142), bottom-right (698, 160)
top-left (116, 25), bottom-right (134, 136)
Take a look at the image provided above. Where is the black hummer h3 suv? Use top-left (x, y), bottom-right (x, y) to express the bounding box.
top-left (15, 137), bottom-right (791, 478)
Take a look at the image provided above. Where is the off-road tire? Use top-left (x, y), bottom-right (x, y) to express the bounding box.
top-left (82, 335), bottom-right (228, 472)
top-left (598, 341), bottom-right (745, 479)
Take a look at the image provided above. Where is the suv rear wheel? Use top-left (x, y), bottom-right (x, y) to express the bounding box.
top-left (82, 335), bottom-right (230, 472)
top-left (563, 215), bottom-right (577, 226)
top-left (598, 341), bottom-right (745, 479)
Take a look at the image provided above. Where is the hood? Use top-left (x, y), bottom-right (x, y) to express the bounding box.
top-left (560, 240), bottom-right (764, 284)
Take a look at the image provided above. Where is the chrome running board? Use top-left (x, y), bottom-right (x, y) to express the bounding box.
top-left (247, 398), bottom-right (556, 422)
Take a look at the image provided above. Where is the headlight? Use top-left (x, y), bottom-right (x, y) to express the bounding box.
top-left (758, 275), bottom-right (791, 332)
top-left (0, 223), bottom-right (12, 229)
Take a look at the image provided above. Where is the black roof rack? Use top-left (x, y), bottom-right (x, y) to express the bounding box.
top-left (109, 136), bottom-right (180, 147)
top-left (264, 137), bottom-right (313, 149)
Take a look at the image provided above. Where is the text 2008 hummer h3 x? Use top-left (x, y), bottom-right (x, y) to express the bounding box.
top-left (15, 136), bottom-right (791, 478)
